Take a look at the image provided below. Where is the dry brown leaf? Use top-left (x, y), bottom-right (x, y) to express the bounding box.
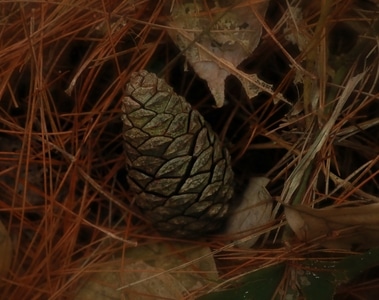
top-left (0, 220), bottom-right (12, 277)
top-left (75, 260), bottom-right (186, 300)
top-left (168, 0), bottom-right (270, 107)
top-left (283, 5), bottom-right (308, 52)
top-left (126, 242), bottom-right (219, 290)
top-left (75, 242), bottom-right (218, 299)
top-left (285, 203), bottom-right (379, 250)
top-left (225, 177), bottom-right (272, 248)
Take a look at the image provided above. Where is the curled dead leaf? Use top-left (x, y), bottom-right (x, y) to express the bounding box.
top-left (285, 203), bottom-right (379, 250)
top-left (225, 177), bottom-right (273, 248)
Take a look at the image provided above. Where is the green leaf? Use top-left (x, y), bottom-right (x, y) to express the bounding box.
top-left (298, 248), bottom-right (379, 299)
top-left (198, 248), bottom-right (379, 300)
top-left (197, 264), bottom-right (285, 300)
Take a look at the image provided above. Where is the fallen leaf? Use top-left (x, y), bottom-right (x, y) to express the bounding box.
top-left (283, 5), bottom-right (308, 52)
top-left (127, 242), bottom-right (219, 290)
top-left (225, 177), bottom-right (273, 248)
top-left (75, 260), bottom-right (186, 300)
top-left (168, 0), bottom-right (270, 107)
top-left (285, 203), bottom-right (379, 249)
top-left (75, 242), bottom-right (219, 299)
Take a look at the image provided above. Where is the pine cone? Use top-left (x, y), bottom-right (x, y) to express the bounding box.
top-left (121, 70), bottom-right (234, 238)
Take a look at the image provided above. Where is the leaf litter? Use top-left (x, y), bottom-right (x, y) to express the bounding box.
top-left (225, 176), bottom-right (273, 248)
top-left (2, 1), bottom-right (379, 299)
top-left (168, 0), bottom-right (283, 107)
top-left (75, 242), bottom-right (219, 299)
top-left (285, 203), bottom-right (379, 250)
